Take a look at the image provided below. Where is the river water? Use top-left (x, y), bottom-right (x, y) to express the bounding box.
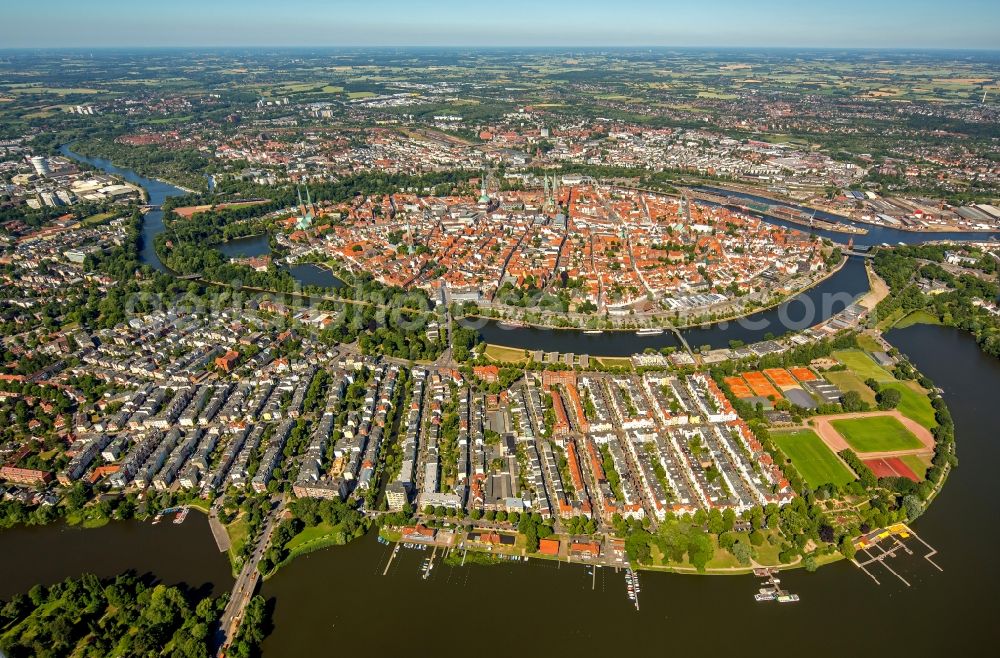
top-left (37, 149), bottom-right (1000, 654)
top-left (0, 326), bottom-right (994, 656)
top-left (260, 325), bottom-right (1000, 655)
top-left (696, 185), bottom-right (1000, 246)
top-left (60, 144), bottom-right (187, 273)
top-left (0, 512), bottom-right (231, 601)
top-left (60, 146), bottom-right (341, 290)
top-left (478, 255), bottom-right (871, 355)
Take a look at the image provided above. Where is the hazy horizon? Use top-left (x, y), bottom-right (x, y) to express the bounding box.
top-left (4, 0), bottom-right (998, 50)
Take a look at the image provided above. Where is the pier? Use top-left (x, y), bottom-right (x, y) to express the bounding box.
top-left (851, 523), bottom-right (942, 586)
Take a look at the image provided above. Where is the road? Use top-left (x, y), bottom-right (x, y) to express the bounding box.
top-left (215, 494), bottom-right (284, 656)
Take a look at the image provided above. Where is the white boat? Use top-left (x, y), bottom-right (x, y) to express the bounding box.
top-left (583, 330), bottom-right (604, 335)
top-left (635, 328), bottom-right (664, 336)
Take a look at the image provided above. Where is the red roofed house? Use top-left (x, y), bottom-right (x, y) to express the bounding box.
top-left (473, 365), bottom-right (500, 383)
top-left (215, 350), bottom-right (240, 373)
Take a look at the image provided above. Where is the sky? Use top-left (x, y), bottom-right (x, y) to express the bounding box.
top-left (3, 0), bottom-right (999, 49)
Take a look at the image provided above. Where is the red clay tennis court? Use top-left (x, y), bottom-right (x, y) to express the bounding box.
top-left (724, 376), bottom-right (754, 399)
top-left (742, 371), bottom-right (782, 399)
top-left (790, 367), bottom-right (818, 382)
top-left (863, 457), bottom-right (920, 482)
top-left (764, 368), bottom-right (797, 388)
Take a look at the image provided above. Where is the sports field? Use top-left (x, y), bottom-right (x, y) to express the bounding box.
top-left (830, 415), bottom-right (923, 453)
top-left (824, 370), bottom-right (877, 404)
top-left (743, 371), bottom-right (782, 399)
top-left (772, 429), bottom-right (856, 488)
top-left (723, 376), bottom-right (754, 399)
top-left (881, 381), bottom-right (937, 429)
top-left (863, 457), bottom-right (920, 482)
top-left (764, 368), bottom-right (797, 388)
top-left (833, 349), bottom-right (894, 382)
top-left (789, 367), bottom-right (817, 382)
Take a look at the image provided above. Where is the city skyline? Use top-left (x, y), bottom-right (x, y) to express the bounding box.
top-left (3, 0), bottom-right (999, 49)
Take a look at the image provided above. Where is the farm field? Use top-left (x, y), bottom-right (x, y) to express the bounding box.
top-left (831, 415), bottom-right (923, 453)
top-left (833, 349), bottom-right (894, 382)
top-left (773, 429), bottom-right (856, 488)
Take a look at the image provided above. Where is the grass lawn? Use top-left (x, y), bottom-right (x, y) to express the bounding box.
top-left (226, 517), bottom-right (249, 565)
top-left (881, 381), bottom-right (937, 429)
top-left (833, 349), bottom-right (894, 382)
top-left (753, 534), bottom-right (784, 566)
top-left (856, 334), bottom-right (883, 352)
top-left (824, 370), bottom-right (877, 405)
top-left (831, 416), bottom-right (923, 453)
top-left (773, 429), bottom-right (856, 488)
top-left (900, 454), bottom-right (929, 480)
top-left (595, 356), bottom-right (634, 369)
top-left (185, 498), bottom-right (211, 512)
top-left (894, 309), bottom-right (941, 329)
top-left (483, 343), bottom-right (529, 364)
top-left (284, 522), bottom-right (347, 561)
top-left (81, 211), bottom-right (117, 226)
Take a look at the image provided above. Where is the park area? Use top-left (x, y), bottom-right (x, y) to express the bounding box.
top-left (772, 429), bottom-right (856, 488)
top-left (832, 349), bottom-right (937, 428)
top-left (830, 415), bottom-right (925, 453)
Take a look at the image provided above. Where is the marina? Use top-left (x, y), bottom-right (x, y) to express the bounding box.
top-left (753, 569), bottom-right (800, 604)
top-left (625, 567), bottom-right (641, 611)
top-left (851, 523), bottom-right (943, 587)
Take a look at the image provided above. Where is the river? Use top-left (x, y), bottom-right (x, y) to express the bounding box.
top-left (0, 512), bottom-right (232, 601)
top-left (478, 255), bottom-right (871, 354)
top-left (0, 326), bottom-right (988, 653)
top-left (256, 325), bottom-right (996, 655)
top-left (60, 144), bottom-right (187, 273)
top-left (60, 146), bottom-right (342, 290)
top-left (0, 329), bottom-right (995, 651)
top-left (59, 147), bottom-right (995, 353)
top-left (696, 185), bottom-right (1000, 246)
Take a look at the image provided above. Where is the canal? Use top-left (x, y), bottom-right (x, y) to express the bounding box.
top-left (478, 255), bottom-right (871, 355)
top-left (695, 185), bottom-right (1000, 246)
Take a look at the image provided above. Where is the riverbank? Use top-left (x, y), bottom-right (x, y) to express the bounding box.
top-left (696, 183), bottom-right (1000, 235)
top-left (462, 256), bottom-right (850, 336)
